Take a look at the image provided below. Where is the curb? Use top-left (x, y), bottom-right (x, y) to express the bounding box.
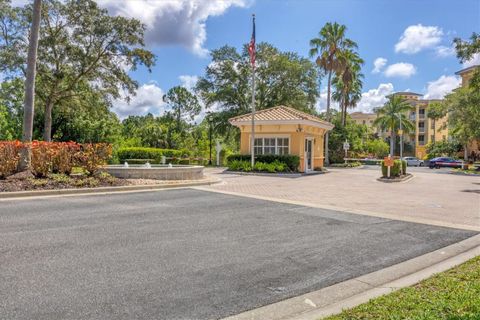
top-left (377, 173), bottom-right (414, 183)
top-left (0, 177), bottom-right (221, 200)
top-left (222, 234), bottom-right (480, 320)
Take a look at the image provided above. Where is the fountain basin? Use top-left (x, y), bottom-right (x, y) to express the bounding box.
top-left (103, 165), bottom-right (204, 180)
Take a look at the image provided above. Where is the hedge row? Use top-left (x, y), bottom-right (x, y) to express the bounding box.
top-left (381, 160), bottom-right (407, 178)
top-left (228, 160), bottom-right (289, 173)
top-left (0, 141), bottom-right (111, 178)
top-left (227, 154), bottom-right (300, 172)
top-left (116, 147), bottom-right (189, 163)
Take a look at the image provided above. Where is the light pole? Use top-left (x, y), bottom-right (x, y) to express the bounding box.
top-left (207, 112), bottom-right (213, 166)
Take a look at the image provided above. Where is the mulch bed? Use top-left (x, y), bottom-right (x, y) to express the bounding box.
top-left (0, 174), bottom-right (131, 192)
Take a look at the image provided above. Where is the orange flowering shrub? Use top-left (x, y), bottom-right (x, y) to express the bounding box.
top-left (31, 141), bottom-right (56, 177)
top-left (0, 141), bottom-right (112, 178)
top-left (76, 143), bottom-right (112, 175)
top-left (52, 142), bottom-right (81, 175)
top-left (0, 141), bottom-right (22, 178)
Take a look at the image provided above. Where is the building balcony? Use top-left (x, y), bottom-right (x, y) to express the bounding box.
top-left (418, 114), bottom-right (425, 120)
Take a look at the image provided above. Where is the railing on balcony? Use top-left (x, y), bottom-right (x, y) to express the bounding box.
top-left (418, 114), bottom-right (425, 119)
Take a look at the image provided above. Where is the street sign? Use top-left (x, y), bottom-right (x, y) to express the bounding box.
top-left (398, 129), bottom-right (403, 135)
top-left (383, 157), bottom-right (394, 167)
top-left (343, 141), bottom-right (350, 151)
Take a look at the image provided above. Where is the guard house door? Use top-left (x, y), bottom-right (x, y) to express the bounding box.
top-left (305, 138), bottom-right (313, 172)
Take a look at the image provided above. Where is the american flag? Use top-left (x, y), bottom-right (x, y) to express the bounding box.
top-left (248, 14), bottom-right (256, 67)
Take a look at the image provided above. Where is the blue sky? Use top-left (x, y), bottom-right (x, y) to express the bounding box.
top-left (17, 0), bottom-right (480, 117)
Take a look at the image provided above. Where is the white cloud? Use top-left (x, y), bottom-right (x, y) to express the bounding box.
top-left (315, 89), bottom-right (339, 112)
top-left (395, 24), bottom-right (443, 54)
top-left (316, 83), bottom-right (395, 114)
top-left (463, 53), bottom-right (480, 68)
top-left (355, 83), bottom-right (395, 113)
top-left (384, 62), bottom-right (417, 78)
top-left (98, 0), bottom-right (249, 56)
top-left (372, 57), bottom-right (387, 73)
top-left (435, 45), bottom-right (456, 58)
top-left (111, 82), bottom-right (165, 118)
top-left (424, 75), bottom-right (461, 99)
top-left (179, 75), bottom-right (199, 91)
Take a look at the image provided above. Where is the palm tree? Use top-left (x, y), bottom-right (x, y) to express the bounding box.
top-left (373, 95), bottom-right (415, 156)
top-left (332, 49), bottom-right (364, 126)
top-left (426, 101), bottom-right (447, 144)
top-left (309, 22), bottom-right (357, 165)
top-left (18, 0), bottom-right (42, 171)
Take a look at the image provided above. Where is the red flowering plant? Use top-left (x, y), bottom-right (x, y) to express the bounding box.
top-left (31, 141), bottom-right (57, 177)
top-left (0, 141), bottom-right (22, 179)
top-left (76, 143), bottom-right (112, 175)
top-left (52, 142), bottom-right (81, 175)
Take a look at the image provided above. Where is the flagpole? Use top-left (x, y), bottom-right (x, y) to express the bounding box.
top-left (250, 14), bottom-right (256, 168)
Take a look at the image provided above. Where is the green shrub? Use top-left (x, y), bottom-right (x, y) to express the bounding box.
top-left (381, 160), bottom-right (407, 177)
top-left (230, 159), bottom-right (288, 173)
top-left (330, 161), bottom-right (362, 168)
top-left (227, 154), bottom-right (299, 171)
top-left (365, 139), bottom-right (389, 158)
top-left (117, 147), bottom-right (184, 163)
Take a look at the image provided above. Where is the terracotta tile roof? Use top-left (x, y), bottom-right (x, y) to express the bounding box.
top-left (392, 91), bottom-right (423, 96)
top-left (455, 65), bottom-right (479, 75)
top-left (229, 105), bottom-right (333, 128)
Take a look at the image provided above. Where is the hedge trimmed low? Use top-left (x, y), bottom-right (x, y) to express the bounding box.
top-left (227, 154), bottom-right (300, 172)
top-left (117, 147), bottom-right (188, 163)
top-left (381, 159), bottom-right (407, 177)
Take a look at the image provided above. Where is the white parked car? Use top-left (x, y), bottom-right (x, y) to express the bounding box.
top-left (402, 157), bottom-right (424, 167)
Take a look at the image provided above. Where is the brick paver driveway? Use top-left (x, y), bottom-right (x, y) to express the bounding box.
top-left (203, 167), bottom-right (480, 230)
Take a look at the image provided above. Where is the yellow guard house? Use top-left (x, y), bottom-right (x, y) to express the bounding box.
top-left (229, 106), bottom-right (334, 172)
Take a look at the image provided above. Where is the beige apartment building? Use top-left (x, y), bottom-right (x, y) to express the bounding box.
top-left (350, 65), bottom-right (479, 159)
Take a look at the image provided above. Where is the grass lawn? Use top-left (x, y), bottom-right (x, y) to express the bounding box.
top-left (324, 256), bottom-right (480, 320)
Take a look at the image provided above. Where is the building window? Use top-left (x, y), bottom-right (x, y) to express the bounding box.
top-left (419, 108), bottom-right (425, 119)
top-left (253, 137), bottom-right (290, 155)
top-left (254, 138), bottom-right (263, 155)
top-left (362, 120), bottom-right (366, 124)
top-left (264, 138), bottom-right (276, 154)
top-left (418, 121), bottom-right (425, 133)
top-left (277, 138), bottom-right (289, 155)
top-left (418, 135), bottom-right (425, 146)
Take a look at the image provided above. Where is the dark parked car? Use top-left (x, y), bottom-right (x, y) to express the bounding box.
top-left (428, 157), bottom-right (463, 169)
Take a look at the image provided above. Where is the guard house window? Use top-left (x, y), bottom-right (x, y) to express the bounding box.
top-left (253, 137), bottom-right (289, 155)
top-left (277, 138), bottom-right (289, 155)
top-left (264, 138), bottom-right (276, 154)
top-left (254, 138), bottom-right (263, 155)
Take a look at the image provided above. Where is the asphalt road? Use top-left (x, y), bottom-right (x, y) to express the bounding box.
top-left (0, 189), bottom-right (476, 320)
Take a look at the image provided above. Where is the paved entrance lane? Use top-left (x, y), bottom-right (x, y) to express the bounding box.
top-left (0, 189), bottom-right (477, 320)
